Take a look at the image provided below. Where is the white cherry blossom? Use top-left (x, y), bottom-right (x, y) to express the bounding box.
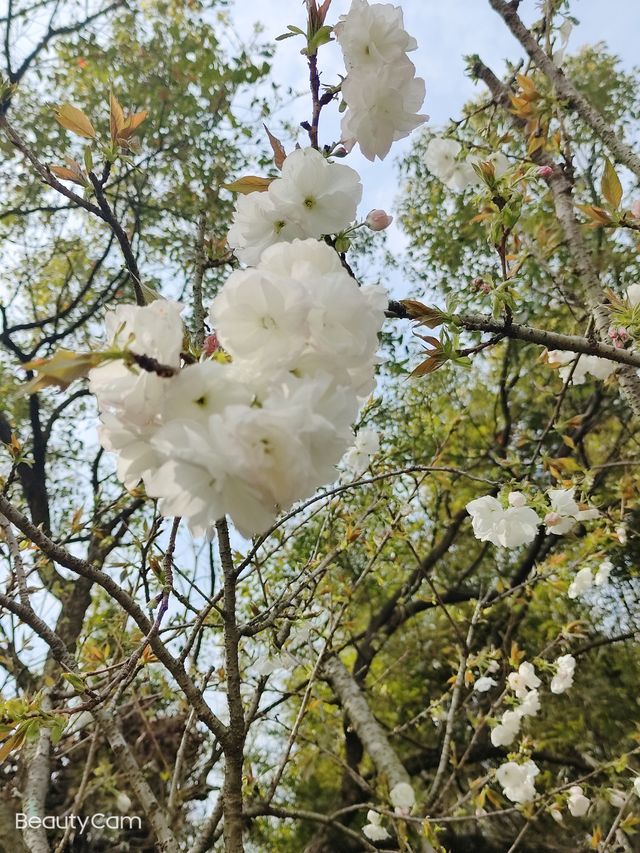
top-left (362, 810), bottom-right (390, 841)
top-left (341, 60), bottom-right (427, 161)
top-left (466, 495), bottom-right (540, 549)
top-left (491, 709), bottom-right (522, 747)
top-left (341, 427), bottom-right (380, 475)
top-left (474, 675), bottom-right (497, 692)
top-left (335, 0), bottom-right (417, 71)
top-left (595, 558), bottom-right (613, 586)
top-left (390, 781), bottom-right (415, 813)
top-left (550, 654), bottom-right (576, 694)
top-left (269, 147), bottom-right (362, 237)
top-left (518, 688), bottom-right (541, 717)
top-left (568, 567), bottom-right (593, 599)
top-left (546, 350), bottom-right (617, 385)
top-left (495, 760), bottom-right (539, 803)
top-left (227, 191), bottom-right (306, 266)
top-left (626, 283), bottom-right (640, 306)
top-left (507, 662), bottom-right (541, 699)
top-left (567, 785), bottom-right (590, 817)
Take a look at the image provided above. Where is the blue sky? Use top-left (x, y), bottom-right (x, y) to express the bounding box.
top-left (229, 0), bottom-right (640, 284)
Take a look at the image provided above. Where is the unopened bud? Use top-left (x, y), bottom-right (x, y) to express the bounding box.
top-left (608, 326), bottom-right (630, 348)
top-left (203, 333), bottom-right (221, 356)
top-left (508, 491), bottom-right (527, 507)
top-left (365, 209), bottom-right (393, 231)
top-left (537, 165), bottom-right (553, 178)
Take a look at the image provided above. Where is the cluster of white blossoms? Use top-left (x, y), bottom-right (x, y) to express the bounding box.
top-left (466, 491), bottom-right (539, 549)
top-left (90, 238), bottom-right (386, 537)
top-left (567, 559), bottom-right (612, 599)
top-left (492, 655), bottom-right (577, 804)
top-left (424, 136), bottom-right (509, 191)
top-left (362, 782), bottom-right (415, 840)
top-left (466, 487), bottom-right (600, 550)
top-left (491, 662), bottom-right (541, 748)
top-left (546, 349), bottom-right (617, 385)
top-left (550, 654), bottom-right (576, 694)
top-left (340, 426), bottom-right (380, 476)
top-left (491, 655), bottom-right (576, 743)
top-left (335, 0), bottom-right (427, 160)
top-left (227, 147), bottom-right (362, 265)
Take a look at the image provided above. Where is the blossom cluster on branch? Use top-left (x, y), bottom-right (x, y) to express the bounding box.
top-left (89, 240), bottom-right (386, 537)
top-left (335, 0), bottom-right (427, 160)
top-left (466, 487), bottom-right (600, 550)
top-left (228, 148), bottom-right (362, 265)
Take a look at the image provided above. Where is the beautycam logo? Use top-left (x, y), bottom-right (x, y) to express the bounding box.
top-left (16, 814), bottom-right (142, 832)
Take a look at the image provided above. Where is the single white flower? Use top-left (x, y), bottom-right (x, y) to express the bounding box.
top-left (491, 709), bottom-right (523, 747)
top-left (116, 792), bottom-right (132, 813)
top-left (335, 0), bottom-right (417, 71)
top-left (634, 777), bottom-right (640, 797)
top-left (341, 59), bottom-right (427, 161)
top-left (496, 506), bottom-right (540, 548)
top-left (616, 526), bottom-right (628, 545)
top-left (362, 813), bottom-right (390, 842)
top-left (341, 427), bottom-right (380, 476)
top-left (466, 494), bottom-right (540, 549)
top-left (474, 676), bottom-right (498, 693)
top-left (507, 662), bottom-right (541, 699)
top-left (269, 147), bottom-right (362, 237)
top-left (594, 559), bottom-right (613, 587)
top-left (390, 781), bottom-right (415, 812)
top-left (545, 488), bottom-right (600, 535)
top-left (567, 785), bottom-right (590, 817)
top-left (495, 760), bottom-right (539, 803)
top-left (227, 190), bottom-right (306, 266)
top-left (550, 654), bottom-right (576, 694)
top-left (626, 283), bottom-right (640, 307)
top-left (103, 299), bottom-right (184, 365)
top-left (568, 567), bottom-right (593, 599)
top-left (546, 350), bottom-right (617, 385)
top-left (424, 137), bottom-right (461, 180)
top-left (518, 688), bottom-right (541, 718)
top-left (608, 789), bottom-right (627, 808)
top-left (209, 266), bottom-right (311, 368)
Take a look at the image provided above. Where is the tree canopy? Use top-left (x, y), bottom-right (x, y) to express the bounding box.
top-left (1, 2), bottom-right (639, 852)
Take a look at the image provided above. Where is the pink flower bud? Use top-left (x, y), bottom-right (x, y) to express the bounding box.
top-left (365, 209), bottom-right (394, 231)
top-left (537, 165), bottom-right (553, 178)
top-left (203, 332), bottom-right (221, 356)
top-left (631, 200), bottom-right (640, 219)
top-left (608, 326), bottom-right (629, 348)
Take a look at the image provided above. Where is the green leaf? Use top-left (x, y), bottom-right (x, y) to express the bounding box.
top-left (222, 175), bottom-right (273, 194)
top-left (62, 672), bottom-right (87, 692)
top-left (601, 158), bottom-right (623, 209)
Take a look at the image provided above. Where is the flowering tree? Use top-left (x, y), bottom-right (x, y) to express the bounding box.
top-left (1, 1), bottom-right (640, 852)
